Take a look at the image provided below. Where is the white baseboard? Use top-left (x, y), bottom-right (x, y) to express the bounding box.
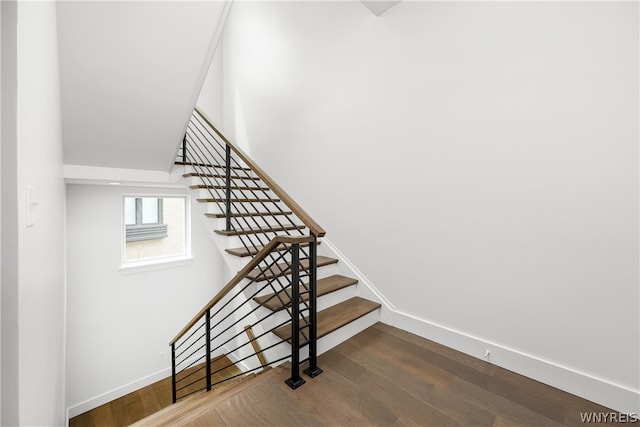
top-left (67, 366), bottom-right (171, 419)
top-left (321, 237), bottom-right (640, 415)
top-left (388, 310), bottom-right (640, 415)
top-left (66, 351), bottom-right (220, 420)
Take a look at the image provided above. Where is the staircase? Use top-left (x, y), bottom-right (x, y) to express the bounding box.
top-left (168, 107), bottom-right (381, 403)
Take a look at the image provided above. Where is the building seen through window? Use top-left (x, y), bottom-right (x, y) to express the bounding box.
top-left (123, 196), bottom-right (188, 263)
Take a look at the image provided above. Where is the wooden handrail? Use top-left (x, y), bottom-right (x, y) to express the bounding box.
top-left (194, 106), bottom-right (326, 238)
top-left (170, 235), bottom-right (314, 345)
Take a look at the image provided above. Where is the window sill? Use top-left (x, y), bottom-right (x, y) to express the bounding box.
top-left (125, 223), bottom-right (168, 242)
top-left (119, 256), bottom-right (194, 274)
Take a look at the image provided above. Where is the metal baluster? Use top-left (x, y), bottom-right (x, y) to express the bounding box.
top-left (285, 243), bottom-right (305, 389)
top-left (171, 343), bottom-right (177, 403)
top-left (182, 134), bottom-right (187, 163)
top-left (206, 309), bottom-right (212, 391)
top-left (304, 233), bottom-right (323, 379)
top-left (225, 144), bottom-right (232, 232)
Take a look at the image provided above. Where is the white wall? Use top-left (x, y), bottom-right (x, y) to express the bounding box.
top-left (0, 1), bottom-right (18, 425)
top-left (220, 1), bottom-right (639, 412)
top-left (1, 4), bottom-right (2, 422)
top-left (0, 1), bottom-right (3, 421)
top-left (197, 42), bottom-right (224, 126)
top-left (0, 1), bottom-right (67, 425)
top-left (65, 184), bottom-right (227, 417)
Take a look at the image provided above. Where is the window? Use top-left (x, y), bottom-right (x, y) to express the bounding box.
top-left (125, 197), bottom-right (168, 242)
top-left (122, 195), bottom-right (189, 266)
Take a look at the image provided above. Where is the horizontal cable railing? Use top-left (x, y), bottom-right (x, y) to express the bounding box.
top-left (184, 107), bottom-right (325, 238)
top-left (170, 108), bottom-right (325, 402)
top-left (170, 236), bottom-right (318, 401)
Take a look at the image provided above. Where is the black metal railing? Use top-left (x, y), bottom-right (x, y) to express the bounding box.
top-left (169, 108), bottom-right (324, 402)
top-left (170, 237), bottom-right (320, 402)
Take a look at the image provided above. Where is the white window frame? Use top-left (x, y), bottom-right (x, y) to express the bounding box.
top-left (119, 193), bottom-right (192, 273)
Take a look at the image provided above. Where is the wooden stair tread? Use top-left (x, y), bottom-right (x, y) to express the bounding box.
top-left (206, 211), bottom-right (292, 220)
top-left (183, 172), bottom-right (260, 181)
top-left (133, 363), bottom-right (312, 427)
top-left (189, 184), bottom-right (270, 191)
top-left (247, 256), bottom-right (338, 282)
top-left (132, 368), bottom-right (276, 427)
top-left (197, 198), bottom-right (280, 203)
top-left (272, 297), bottom-right (381, 344)
top-left (253, 274), bottom-right (358, 311)
top-left (214, 224), bottom-right (305, 236)
top-left (225, 239), bottom-right (318, 258)
top-left (207, 367), bottom-right (270, 397)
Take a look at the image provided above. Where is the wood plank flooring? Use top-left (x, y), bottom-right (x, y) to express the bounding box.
top-left (69, 355), bottom-right (241, 427)
top-left (72, 323), bottom-right (619, 426)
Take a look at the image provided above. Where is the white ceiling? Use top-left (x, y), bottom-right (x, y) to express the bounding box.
top-left (361, 1), bottom-right (402, 16)
top-left (57, 1), bottom-right (228, 172)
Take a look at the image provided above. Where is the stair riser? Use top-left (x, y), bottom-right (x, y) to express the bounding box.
top-left (200, 226), bottom-right (256, 277)
top-left (253, 283), bottom-right (357, 322)
top-left (183, 165), bottom-right (254, 176)
top-left (220, 234), bottom-right (318, 254)
top-left (251, 307), bottom-right (381, 372)
top-left (246, 290), bottom-right (367, 369)
top-left (316, 243), bottom-right (378, 290)
top-left (201, 202), bottom-right (223, 215)
top-left (314, 242), bottom-right (389, 316)
top-left (196, 188), bottom-right (276, 200)
top-left (321, 261), bottom-right (357, 284)
top-left (251, 273), bottom-right (348, 305)
top-left (223, 252), bottom-right (336, 276)
top-left (315, 285), bottom-right (357, 312)
top-left (254, 285), bottom-right (356, 318)
top-left (209, 216), bottom-right (300, 232)
top-left (198, 201), bottom-right (284, 215)
top-left (248, 262), bottom-right (339, 283)
top-left (188, 188), bottom-right (242, 276)
top-left (184, 165), bottom-right (222, 177)
top-left (222, 253), bottom-right (250, 275)
top-left (192, 185), bottom-right (270, 194)
top-left (215, 233), bottom-right (313, 252)
top-left (215, 276), bottom-right (352, 310)
top-left (187, 176), bottom-right (262, 187)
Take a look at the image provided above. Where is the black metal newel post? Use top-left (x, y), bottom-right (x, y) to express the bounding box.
top-left (285, 243), bottom-right (306, 389)
top-left (225, 144), bottom-right (232, 231)
top-left (182, 134), bottom-right (187, 163)
top-left (304, 233), bottom-right (323, 379)
top-left (205, 309), bottom-right (212, 391)
top-left (171, 343), bottom-right (177, 403)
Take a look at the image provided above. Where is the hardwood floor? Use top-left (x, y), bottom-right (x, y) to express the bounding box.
top-left (72, 323), bottom-right (618, 426)
top-left (69, 355), bottom-right (241, 427)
